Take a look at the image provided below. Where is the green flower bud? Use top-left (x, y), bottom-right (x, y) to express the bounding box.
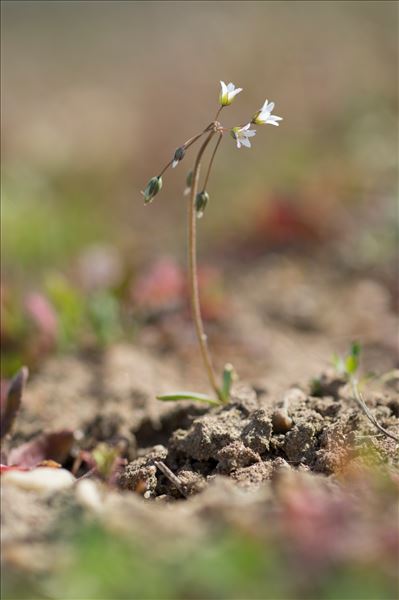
top-left (186, 170), bottom-right (193, 187)
top-left (172, 147), bottom-right (185, 168)
top-left (183, 171), bottom-right (193, 196)
top-left (195, 191), bottom-right (209, 219)
top-left (141, 176), bottom-right (162, 204)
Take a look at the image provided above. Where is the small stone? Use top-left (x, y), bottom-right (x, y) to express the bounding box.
top-left (271, 410), bottom-right (293, 434)
top-left (2, 467), bottom-right (75, 494)
top-left (75, 479), bottom-right (103, 513)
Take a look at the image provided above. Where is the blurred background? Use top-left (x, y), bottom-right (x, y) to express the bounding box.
top-left (2, 4), bottom-right (399, 600)
top-left (1, 0), bottom-right (398, 379)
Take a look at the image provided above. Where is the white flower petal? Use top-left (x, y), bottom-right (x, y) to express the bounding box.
top-left (240, 138), bottom-right (251, 148)
top-left (236, 138), bottom-right (241, 148)
top-left (220, 81), bottom-right (228, 94)
top-left (228, 89), bottom-right (242, 101)
top-left (261, 99), bottom-right (269, 111)
top-left (245, 130), bottom-right (256, 137)
top-left (227, 82), bottom-right (235, 92)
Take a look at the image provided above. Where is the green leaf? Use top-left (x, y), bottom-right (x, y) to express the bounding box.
top-left (332, 352), bottom-right (345, 375)
top-left (351, 341), bottom-right (361, 358)
top-left (345, 354), bottom-right (359, 376)
top-left (221, 363), bottom-right (234, 402)
top-left (157, 392), bottom-right (220, 406)
top-left (345, 341), bottom-right (361, 376)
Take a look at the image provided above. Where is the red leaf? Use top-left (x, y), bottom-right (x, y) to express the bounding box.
top-left (0, 367), bottom-right (29, 439)
top-left (0, 464), bottom-right (29, 474)
top-left (8, 430), bottom-right (74, 469)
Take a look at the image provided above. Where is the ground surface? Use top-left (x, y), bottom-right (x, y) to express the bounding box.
top-left (2, 257), bottom-right (399, 599)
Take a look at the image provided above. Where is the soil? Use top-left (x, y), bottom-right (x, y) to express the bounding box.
top-left (2, 257), bottom-right (398, 588)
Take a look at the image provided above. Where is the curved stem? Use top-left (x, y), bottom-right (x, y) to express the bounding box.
top-left (202, 133), bottom-right (223, 192)
top-left (157, 125), bottom-right (214, 178)
top-left (351, 378), bottom-right (399, 443)
top-left (188, 131), bottom-right (224, 401)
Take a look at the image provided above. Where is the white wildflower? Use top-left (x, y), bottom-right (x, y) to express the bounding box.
top-left (230, 124), bottom-right (256, 149)
top-left (219, 81), bottom-right (243, 106)
top-left (252, 99), bottom-right (283, 126)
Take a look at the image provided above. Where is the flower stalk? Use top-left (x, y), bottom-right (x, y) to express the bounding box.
top-left (143, 81), bottom-right (283, 405)
top-left (187, 130), bottom-right (226, 402)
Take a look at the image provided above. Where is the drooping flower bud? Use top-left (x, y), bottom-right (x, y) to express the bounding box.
top-left (141, 176), bottom-right (162, 204)
top-left (195, 191), bottom-right (209, 219)
top-left (172, 147), bottom-right (185, 168)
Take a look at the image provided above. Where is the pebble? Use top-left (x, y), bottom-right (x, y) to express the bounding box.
top-left (2, 467), bottom-right (75, 493)
top-left (75, 478), bottom-right (103, 513)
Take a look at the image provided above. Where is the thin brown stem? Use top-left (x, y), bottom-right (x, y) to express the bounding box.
top-left (188, 131), bottom-right (223, 401)
top-left (351, 378), bottom-right (399, 443)
top-left (202, 133), bottom-right (223, 192)
top-left (157, 125), bottom-right (214, 178)
top-left (214, 106), bottom-right (223, 121)
top-left (158, 160), bottom-right (174, 178)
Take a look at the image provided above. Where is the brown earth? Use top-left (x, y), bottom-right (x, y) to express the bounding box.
top-left (2, 257), bottom-right (398, 586)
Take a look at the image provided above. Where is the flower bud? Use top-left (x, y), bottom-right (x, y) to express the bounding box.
top-left (183, 170), bottom-right (193, 196)
top-left (195, 191), bottom-right (209, 219)
top-left (172, 146), bottom-right (185, 168)
top-left (141, 176), bottom-right (162, 204)
top-left (186, 170), bottom-right (193, 187)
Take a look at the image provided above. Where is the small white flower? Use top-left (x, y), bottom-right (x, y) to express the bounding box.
top-left (219, 81), bottom-right (243, 106)
top-left (252, 99), bottom-right (283, 126)
top-left (231, 123), bottom-right (256, 149)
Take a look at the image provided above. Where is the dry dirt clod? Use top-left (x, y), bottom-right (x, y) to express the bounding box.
top-left (119, 445), bottom-right (167, 494)
top-left (241, 409), bottom-right (273, 453)
top-left (283, 422), bottom-right (319, 464)
top-left (216, 441), bottom-right (260, 474)
top-left (169, 407), bottom-right (245, 461)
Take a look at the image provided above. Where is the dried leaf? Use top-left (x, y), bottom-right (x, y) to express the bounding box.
top-left (8, 430), bottom-right (74, 468)
top-left (0, 367), bottom-right (29, 440)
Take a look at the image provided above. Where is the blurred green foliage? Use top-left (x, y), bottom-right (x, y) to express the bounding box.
top-left (2, 520), bottom-right (396, 600)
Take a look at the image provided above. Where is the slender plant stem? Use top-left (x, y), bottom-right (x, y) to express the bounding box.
top-left (202, 133), bottom-right (223, 191)
top-left (351, 378), bottom-right (399, 443)
top-left (158, 125), bottom-right (215, 178)
top-left (188, 130), bottom-right (224, 401)
top-left (214, 106), bottom-right (223, 121)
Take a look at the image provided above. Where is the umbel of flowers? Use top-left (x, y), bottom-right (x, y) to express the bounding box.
top-left (142, 82), bottom-right (283, 405)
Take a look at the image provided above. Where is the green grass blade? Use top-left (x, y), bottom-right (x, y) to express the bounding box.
top-left (157, 392), bottom-right (220, 406)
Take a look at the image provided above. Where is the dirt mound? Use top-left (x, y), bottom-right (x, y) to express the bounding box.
top-left (119, 378), bottom-right (399, 499)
